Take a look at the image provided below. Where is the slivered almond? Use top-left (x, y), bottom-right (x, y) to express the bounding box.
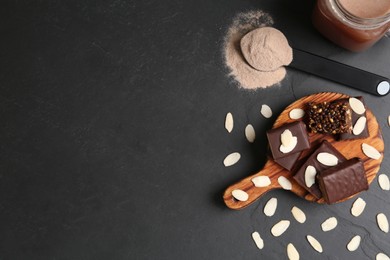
top-left (377, 253), bottom-right (390, 260)
top-left (261, 104), bottom-right (272, 118)
top-left (271, 220), bottom-right (290, 237)
top-left (306, 235), bottom-right (323, 253)
top-left (225, 112), bottom-right (233, 133)
top-left (278, 176), bottom-right (292, 190)
top-left (317, 152), bottom-right (338, 166)
top-left (351, 197), bottom-right (366, 217)
top-left (223, 152), bottom-right (241, 167)
top-left (245, 124), bottom-right (256, 143)
top-left (352, 116), bottom-right (367, 135)
top-left (252, 176), bottom-right (271, 187)
top-left (291, 206), bottom-right (306, 224)
top-left (281, 129), bottom-right (293, 147)
top-left (251, 231), bottom-right (264, 249)
top-left (388, 115), bottom-right (390, 127)
top-left (280, 136), bottom-right (297, 153)
top-left (287, 243), bottom-right (299, 260)
top-left (362, 143), bottom-right (381, 160)
top-left (264, 197), bottom-right (277, 217)
top-left (289, 108), bottom-right (305, 119)
top-left (378, 174), bottom-right (390, 191)
top-left (349, 97), bottom-right (366, 115)
top-left (321, 217), bottom-right (337, 231)
top-left (377, 213), bottom-right (389, 233)
top-left (232, 189), bottom-right (248, 201)
top-left (304, 165), bottom-right (317, 188)
top-left (347, 235), bottom-right (361, 251)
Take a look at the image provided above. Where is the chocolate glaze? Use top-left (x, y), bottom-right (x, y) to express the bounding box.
top-left (274, 151), bottom-right (302, 171)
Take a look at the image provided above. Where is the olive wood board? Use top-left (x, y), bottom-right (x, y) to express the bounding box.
top-left (223, 92), bottom-right (384, 210)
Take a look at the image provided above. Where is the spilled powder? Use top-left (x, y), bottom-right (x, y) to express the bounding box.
top-left (223, 10), bottom-right (290, 90)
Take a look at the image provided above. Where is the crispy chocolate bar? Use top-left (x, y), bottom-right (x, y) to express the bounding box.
top-left (339, 97), bottom-right (369, 140)
top-left (317, 158), bottom-right (368, 204)
top-left (307, 100), bottom-right (352, 134)
top-left (293, 140), bottom-right (346, 199)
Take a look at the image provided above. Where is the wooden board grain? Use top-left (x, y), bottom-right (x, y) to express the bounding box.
top-left (223, 92), bottom-right (384, 210)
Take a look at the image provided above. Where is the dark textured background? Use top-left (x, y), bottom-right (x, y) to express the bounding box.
top-left (0, 0), bottom-right (389, 259)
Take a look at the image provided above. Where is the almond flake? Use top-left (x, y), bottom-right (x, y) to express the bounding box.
top-left (377, 213), bottom-right (389, 233)
top-left (223, 152), bottom-right (241, 167)
top-left (251, 231), bottom-right (264, 249)
top-left (232, 189), bottom-right (248, 201)
top-left (271, 220), bottom-right (290, 237)
top-left (317, 152), bottom-right (338, 166)
top-left (304, 165), bottom-right (317, 188)
top-left (287, 243), bottom-right (299, 260)
top-left (388, 115), bottom-right (390, 127)
top-left (280, 136), bottom-right (297, 153)
top-left (362, 143), bottom-right (381, 160)
top-left (306, 235), bottom-right (323, 253)
top-left (351, 197), bottom-right (366, 217)
top-left (349, 97), bottom-right (366, 115)
top-left (281, 129), bottom-right (293, 147)
top-left (321, 217), bottom-right (337, 232)
top-left (245, 124), bottom-right (256, 143)
top-left (289, 108), bottom-right (305, 119)
top-left (291, 206), bottom-right (306, 223)
top-left (264, 197), bottom-right (277, 217)
top-left (347, 235), bottom-right (361, 252)
top-left (377, 253), bottom-right (390, 260)
top-left (252, 176), bottom-right (271, 187)
top-left (378, 174), bottom-right (390, 191)
top-left (225, 112), bottom-right (233, 133)
top-left (261, 104), bottom-right (272, 118)
top-left (352, 116), bottom-right (367, 135)
top-left (278, 176), bottom-right (292, 190)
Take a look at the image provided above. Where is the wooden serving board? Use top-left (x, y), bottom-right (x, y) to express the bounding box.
top-left (223, 92), bottom-right (385, 210)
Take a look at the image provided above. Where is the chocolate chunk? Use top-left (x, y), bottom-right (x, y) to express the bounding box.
top-left (339, 97), bottom-right (369, 140)
top-left (293, 140), bottom-right (347, 199)
top-left (307, 100), bottom-right (352, 134)
top-left (266, 121), bottom-right (310, 161)
top-left (317, 158), bottom-right (368, 204)
top-left (274, 151), bottom-right (302, 171)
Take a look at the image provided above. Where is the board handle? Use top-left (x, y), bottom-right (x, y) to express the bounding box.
top-left (223, 160), bottom-right (285, 210)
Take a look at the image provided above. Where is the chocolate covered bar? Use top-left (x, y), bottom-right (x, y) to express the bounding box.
top-left (317, 158), bottom-right (368, 204)
top-left (266, 121), bottom-right (310, 171)
top-left (293, 140), bottom-right (346, 199)
top-left (307, 100), bottom-right (352, 134)
top-left (339, 97), bottom-right (369, 140)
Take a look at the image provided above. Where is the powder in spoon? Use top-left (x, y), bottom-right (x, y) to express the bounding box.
top-left (223, 11), bottom-right (292, 90)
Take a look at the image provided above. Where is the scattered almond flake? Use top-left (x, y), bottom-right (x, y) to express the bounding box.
top-left (281, 129), bottom-right (293, 147)
top-left (232, 189), bottom-right (248, 201)
top-left (349, 97), bottom-right (366, 115)
top-left (306, 235), bottom-right (323, 253)
top-left (289, 108), bottom-right (305, 119)
top-left (317, 152), bottom-right (338, 166)
top-left (223, 152), bottom-right (241, 167)
top-left (261, 104), bottom-right (272, 118)
top-left (351, 197), bottom-right (366, 217)
top-left (377, 213), bottom-right (389, 233)
top-left (347, 235), bottom-right (361, 252)
top-left (388, 115), bottom-right (390, 127)
top-left (251, 231), bottom-right (264, 249)
top-left (278, 176), bottom-right (292, 190)
top-left (291, 206), bottom-right (306, 223)
top-left (271, 220), bottom-right (290, 237)
top-left (245, 124), bottom-right (256, 143)
top-left (264, 197), bottom-right (278, 217)
top-left (287, 243), bottom-right (300, 260)
top-left (225, 112), bottom-right (233, 133)
top-left (321, 217), bottom-right (338, 232)
top-left (280, 136), bottom-right (297, 153)
top-left (378, 174), bottom-right (390, 190)
top-left (304, 165), bottom-right (317, 188)
top-left (362, 143), bottom-right (381, 160)
top-left (377, 253), bottom-right (390, 260)
top-left (352, 116), bottom-right (367, 135)
top-left (252, 176), bottom-right (271, 187)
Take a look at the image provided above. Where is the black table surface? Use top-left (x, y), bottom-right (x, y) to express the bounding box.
top-left (1, 1), bottom-right (390, 259)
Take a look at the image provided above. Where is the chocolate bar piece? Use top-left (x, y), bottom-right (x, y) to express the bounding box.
top-left (317, 158), bottom-right (368, 204)
top-left (266, 121), bottom-right (310, 161)
top-left (339, 97), bottom-right (369, 140)
top-left (293, 140), bottom-right (346, 199)
top-left (307, 100), bottom-right (352, 134)
top-left (274, 151), bottom-right (302, 171)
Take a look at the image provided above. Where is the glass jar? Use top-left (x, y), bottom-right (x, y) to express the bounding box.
top-left (312, 0), bottom-right (390, 52)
